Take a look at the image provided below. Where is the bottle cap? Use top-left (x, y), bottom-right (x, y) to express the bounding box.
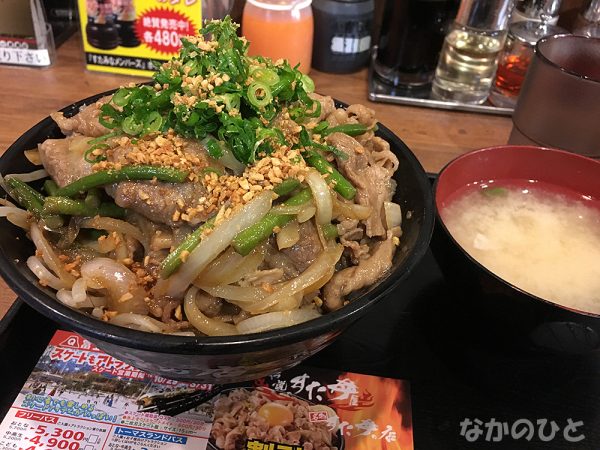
top-left (509, 20), bottom-right (567, 45)
top-left (515, 0), bottom-right (562, 20)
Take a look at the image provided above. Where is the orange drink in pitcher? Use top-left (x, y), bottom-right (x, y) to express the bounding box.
top-left (242, 0), bottom-right (314, 74)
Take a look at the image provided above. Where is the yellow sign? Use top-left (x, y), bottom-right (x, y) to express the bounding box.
top-left (77, 0), bottom-right (202, 77)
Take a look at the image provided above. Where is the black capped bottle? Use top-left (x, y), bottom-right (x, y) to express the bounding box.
top-left (85, 0), bottom-right (119, 50)
top-left (115, 0), bottom-right (141, 47)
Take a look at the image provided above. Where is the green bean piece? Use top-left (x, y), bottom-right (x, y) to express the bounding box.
top-left (54, 165), bottom-right (189, 197)
top-left (322, 223), bottom-right (338, 240)
top-left (232, 189), bottom-right (312, 256)
top-left (273, 178), bottom-right (300, 197)
top-left (320, 123), bottom-right (370, 137)
top-left (84, 188), bottom-right (102, 209)
top-left (41, 215), bottom-right (65, 230)
top-left (160, 219), bottom-right (215, 279)
top-left (5, 177), bottom-right (44, 216)
top-left (43, 180), bottom-right (59, 196)
top-left (43, 197), bottom-right (125, 218)
top-left (303, 152), bottom-right (357, 200)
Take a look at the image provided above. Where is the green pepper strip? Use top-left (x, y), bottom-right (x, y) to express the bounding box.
top-left (322, 223), bottom-right (338, 240)
top-left (302, 152), bottom-right (357, 200)
top-left (55, 166), bottom-right (189, 197)
top-left (6, 177), bottom-right (45, 216)
top-left (43, 180), bottom-right (59, 196)
top-left (232, 189), bottom-right (312, 256)
top-left (160, 219), bottom-right (215, 279)
top-left (273, 178), bottom-right (300, 197)
top-left (43, 197), bottom-right (125, 218)
top-left (320, 123), bottom-right (370, 137)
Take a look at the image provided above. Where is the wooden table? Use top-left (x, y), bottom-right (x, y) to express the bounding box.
top-left (0, 34), bottom-right (513, 320)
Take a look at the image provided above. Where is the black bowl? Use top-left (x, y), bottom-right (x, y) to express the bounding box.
top-left (432, 145), bottom-right (600, 356)
top-left (0, 91), bottom-right (434, 383)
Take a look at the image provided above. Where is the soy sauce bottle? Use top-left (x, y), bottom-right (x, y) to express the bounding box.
top-left (85, 0), bottom-right (119, 50)
top-left (115, 0), bottom-right (141, 47)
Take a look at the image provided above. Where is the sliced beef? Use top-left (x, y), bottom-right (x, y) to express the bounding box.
top-left (323, 232), bottom-right (395, 311)
top-left (50, 96), bottom-right (111, 138)
top-left (107, 181), bottom-right (211, 227)
top-left (327, 132), bottom-right (397, 237)
top-left (38, 135), bottom-right (93, 187)
top-left (337, 219), bottom-right (369, 263)
top-left (281, 220), bottom-right (322, 272)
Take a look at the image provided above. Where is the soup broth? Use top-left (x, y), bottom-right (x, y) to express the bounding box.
top-left (441, 180), bottom-right (600, 315)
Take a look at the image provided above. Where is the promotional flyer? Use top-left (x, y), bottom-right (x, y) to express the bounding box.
top-left (78, 0), bottom-right (203, 76)
top-left (0, 331), bottom-right (414, 450)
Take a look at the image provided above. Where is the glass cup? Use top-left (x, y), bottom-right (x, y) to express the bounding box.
top-left (508, 34), bottom-right (600, 157)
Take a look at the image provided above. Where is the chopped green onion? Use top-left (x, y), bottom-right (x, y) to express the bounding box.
top-left (252, 68), bottom-right (280, 86)
top-left (122, 116), bottom-right (143, 135)
top-left (144, 111), bottom-right (163, 133)
top-left (247, 82), bottom-right (272, 108)
top-left (300, 74), bottom-right (315, 93)
top-left (112, 88), bottom-right (133, 107)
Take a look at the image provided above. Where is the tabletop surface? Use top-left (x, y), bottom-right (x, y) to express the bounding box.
top-left (0, 34), bottom-right (513, 321)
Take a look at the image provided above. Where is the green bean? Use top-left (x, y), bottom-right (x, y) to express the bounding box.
top-left (55, 165), bottom-right (189, 197)
top-left (302, 152), bottom-right (357, 200)
top-left (322, 223), bottom-right (338, 240)
top-left (6, 177), bottom-right (44, 216)
top-left (43, 197), bottom-right (125, 218)
top-left (43, 180), bottom-right (59, 196)
top-left (232, 189), bottom-right (312, 256)
top-left (320, 123), bottom-right (370, 137)
top-left (160, 219), bottom-right (215, 279)
top-left (273, 178), bottom-right (300, 196)
top-left (84, 188), bottom-right (101, 210)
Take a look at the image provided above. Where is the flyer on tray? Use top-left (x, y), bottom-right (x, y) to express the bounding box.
top-left (0, 330), bottom-right (414, 450)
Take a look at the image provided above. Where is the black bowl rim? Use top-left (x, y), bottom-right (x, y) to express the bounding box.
top-left (433, 144), bottom-right (600, 319)
top-left (0, 89), bottom-right (435, 354)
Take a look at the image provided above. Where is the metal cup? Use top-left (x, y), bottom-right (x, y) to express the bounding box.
top-left (508, 34), bottom-right (600, 157)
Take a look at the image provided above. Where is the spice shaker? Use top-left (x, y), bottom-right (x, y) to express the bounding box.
top-left (573, 0), bottom-right (600, 38)
top-left (489, 20), bottom-right (566, 107)
top-left (373, 0), bottom-right (459, 89)
top-left (431, 0), bottom-right (513, 104)
top-left (311, 0), bottom-right (374, 73)
top-left (85, 0), bottom-right (119, 50)
top-left (510, 0), bottom-right (562, 24)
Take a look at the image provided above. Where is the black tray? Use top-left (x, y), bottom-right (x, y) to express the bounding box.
top-left (1, 228), bottom-right (599, 450)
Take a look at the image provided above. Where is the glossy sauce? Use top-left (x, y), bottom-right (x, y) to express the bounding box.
top-left (441, 179), bottom-right (600, 315)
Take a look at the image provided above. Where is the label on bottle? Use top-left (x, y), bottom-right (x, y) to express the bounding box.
top-left (330, 35), bottom-right (371, 54)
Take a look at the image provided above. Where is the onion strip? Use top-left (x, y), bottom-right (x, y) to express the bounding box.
top-left (30, 223), bottom-right (76, 288)
top-left (184, 287), bottom-right (238, 336)
top-left (27, 256), bottom-right (66, 290)
top-left (110, 313), bottom-right (165, 333)
top-left (305, 169), bottom-right (333, 226)
top-left (5, 169), bottom-right (48, 182)
top-left (80, 217), bottom-right (147, 250)
top-left (236, 308), bottom-right (321, 334)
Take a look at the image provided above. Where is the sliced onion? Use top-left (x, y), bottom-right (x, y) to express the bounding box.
top-left (197, 246), bottom-right (265, 286)
top-left (80, 257), bottom-right (147, 314)
top-left (71, 277), bottom-right (88, 304)
top-left (197, 284), bottom-right (267, 303)
top-left (5, 169), bottom-right (48, 182)
top-left (202, 135), bottom-right (245, 175)
top-left (27, 256), bottom-right (66, 290)
top-left (30, 223), bottom-right (76, 288)
top-left (110, 313), bottom-right (165, 333)
top-left (277, 220), bottom-right (300, 250)
top-left (333, 198), bottom-right (371, 220)
top-left (80, 217), bottom-right (146, 250)
top-left (184, 287), bottom-right (238, 336)
top-left (24, 149), bottom-right (42, 165)
top-left (243, 244), bottom-right (343, 314)
top-left (236, 308), bottom-right (321, 334)
top-left (305, 169), bottom-right (333, 226)
top-left (0, 198), bottom-right (16, 207)
top-left (384, 201), bottom-right (402, 229)
top-left (297, 206), bottom-right (316, 223)
top-left (160, 192), bottom-right (273, 299)
top-left (7, 212), bottom-right (32, 230)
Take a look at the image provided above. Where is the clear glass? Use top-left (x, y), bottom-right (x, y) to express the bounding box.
top-left (573, 0), bottom-right (600, 38)
top-left (431, 24), bottom-right (507, 103)
top-left (242, 0), bottom-right (314, 73)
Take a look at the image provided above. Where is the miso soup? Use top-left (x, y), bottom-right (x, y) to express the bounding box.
top-left (441, 180), bottom-right (600, 315)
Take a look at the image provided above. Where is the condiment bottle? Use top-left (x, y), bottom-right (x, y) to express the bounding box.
top-left (373, 0), bottom-right (459, 89)
top-left (85, 0), bottom-right (119, 50)
top-left (490, 19), bottom-right (565, 107)
top-left (573, 0), bottom-right (600, 38)
top-left (242, 0), bottom-right (314, 74)
top-left (114, 0), bottom-right (140, 47)
top-left (431, 0), bottom-right (513, 104)
top-left (510, 0), bottom-right (562, 25)
top-left (311, 0), bottom-right (374, 74)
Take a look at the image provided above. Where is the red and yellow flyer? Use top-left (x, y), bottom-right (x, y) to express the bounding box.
top-left (77, 0), bottom-right (203, 76)
top-left (0, 331), bottom-right (414, 450)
